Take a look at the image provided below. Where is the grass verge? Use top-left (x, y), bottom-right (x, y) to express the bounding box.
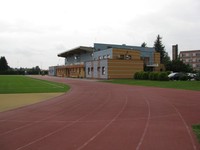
top-left (0, 75), bottom-right (70, 94)
top-left (103, 79), bottom-right (200, 91)
top-left (192, 124), bottom-right (200, 142)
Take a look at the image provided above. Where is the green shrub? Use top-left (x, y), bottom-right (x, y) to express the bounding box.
top-left (143, 72), bottom-right (149, 80)
top-left (158, 72), bottom-right (169, 81)
top-left (153, 72), bottom-right (159, 80)
top-left (134, 72), bottom-right (170, 81)
top-left (149, 72), bottom-right (154, 80)
top-left (179, 74), bottom-right (189, 81)
top-left (195, 72), bottom-right (200, 81)
top-left (134, 72), bottom-right (139, 79)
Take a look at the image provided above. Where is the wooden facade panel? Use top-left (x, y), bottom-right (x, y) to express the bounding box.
top-left (56, 65), bottom-right (85, 78)
top-left (154, 52), bottom-right (160, 64)
top-left (112, 48), bottom-right (141, 60)
top-left (107, 59), bottom-right (143, 79)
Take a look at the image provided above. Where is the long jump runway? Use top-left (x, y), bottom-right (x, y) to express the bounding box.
top-left (0, 76), bottom-right (200, 150)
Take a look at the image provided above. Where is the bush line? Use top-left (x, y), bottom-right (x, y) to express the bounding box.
top-left (134, 72), bottom-right (169, 81)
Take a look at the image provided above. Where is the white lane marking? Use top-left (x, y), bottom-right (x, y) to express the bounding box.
top-left (136, 95), bottom-right (151, 150)
top-left (77, 97), bottom-right (128, 150)
top-left (28, 77), bottom-right (65, 88)
top-left (15, 92), bottom-right (111, 150)
top-left (169, 103), bottom-right (197, 150)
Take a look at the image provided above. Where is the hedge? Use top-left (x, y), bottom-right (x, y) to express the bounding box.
top-left (134, 72), bottom-right (169, 81)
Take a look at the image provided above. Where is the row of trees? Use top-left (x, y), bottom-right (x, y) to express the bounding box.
top-left (141, 35), bottom-right (193, 73)
top-left (0, 56), bottom-right (45, 75)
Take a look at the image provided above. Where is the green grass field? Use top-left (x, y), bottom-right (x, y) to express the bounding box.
top-left (0, 75), bottom-right (70, 94)
top-left (104, 79), bottom-right (200, 91)
top-left (192, 124), bottom-right (200, 142)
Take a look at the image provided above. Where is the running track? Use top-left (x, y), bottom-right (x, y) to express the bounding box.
top-left (0, 76), bottom-right (200, 150)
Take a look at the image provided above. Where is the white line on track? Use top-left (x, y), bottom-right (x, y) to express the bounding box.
top-left (77, 97), bottom-right (128, 150)
top-left (28, 77), bottom-right (65, 88)
top-left (153, 95), bottom-right (197, 150)
top-left (168, 102), bottom-right (197, 150)
top-left (15, 91), bottom-right (111, 150)
top-left (0, 88), bottom-right (84, 136)
top-left (135, 95), bottom-right (151, 150)
top-left (0, 94), bottom-right (85, 136)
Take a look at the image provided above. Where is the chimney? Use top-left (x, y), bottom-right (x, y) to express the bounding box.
top-left (172, 44), bottom-right (178, 60)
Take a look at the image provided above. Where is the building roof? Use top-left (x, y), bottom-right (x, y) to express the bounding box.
top-left (94, 43), bottom-right (155, 52)
top-left (180, 50), bottom-right (200, 53)
top-left (58, 46), bottom-right (94, 57)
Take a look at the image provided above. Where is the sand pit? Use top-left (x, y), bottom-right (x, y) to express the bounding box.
top-left (0, 93), bottom-right (63, 112)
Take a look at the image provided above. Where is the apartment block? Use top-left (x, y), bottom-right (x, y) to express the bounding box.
top-left (180, 50), bottom-right (200, 71)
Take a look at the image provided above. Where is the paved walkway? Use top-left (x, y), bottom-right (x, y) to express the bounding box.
top-left (0, 76), bottom-right (200, 150)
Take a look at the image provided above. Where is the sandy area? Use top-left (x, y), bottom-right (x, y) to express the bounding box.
top-left (0, 93), bottom-right (64, 112)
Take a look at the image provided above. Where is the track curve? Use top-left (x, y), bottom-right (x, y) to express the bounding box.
top-left (0, 76), bottom-right (200, 150)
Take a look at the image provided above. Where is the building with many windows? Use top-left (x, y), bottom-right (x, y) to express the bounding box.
top-left (179, 50), bottom-right (200, 71)
top-left (50, 43), bottom-right (162, 79)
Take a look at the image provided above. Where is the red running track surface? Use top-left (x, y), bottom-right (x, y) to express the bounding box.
top-left (0, 76), bottom-right (200, 150)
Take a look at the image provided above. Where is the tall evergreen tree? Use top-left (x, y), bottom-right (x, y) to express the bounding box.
top-left (0, 56), bottom-right (9, 71)
top-left (141, 42), bottom-right (147, 47)
top-left (154, 35), bottom-right (167, 64)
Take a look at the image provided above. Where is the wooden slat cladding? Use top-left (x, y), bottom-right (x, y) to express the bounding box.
top-left (154, 52), bottom-right (160, 64)
top-left (112, 48), bottom-right (141, 60)
top-left (56, 65), bottom-right (85, 78)
top-left (108, 59), bottom-right (143, 79)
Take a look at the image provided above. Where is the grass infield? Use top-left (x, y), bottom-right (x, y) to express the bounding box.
top-left (192, 124), bottom-right (200, 142)
top-left (0, 75), bottom-right (70, 94)
top-left (103, 79), bottom-right (200, 91)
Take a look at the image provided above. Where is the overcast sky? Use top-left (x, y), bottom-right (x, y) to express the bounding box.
top-left (0, 0), bottom-right (200, 69)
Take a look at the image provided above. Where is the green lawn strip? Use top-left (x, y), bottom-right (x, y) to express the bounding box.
top-left (0, 75), bottom-right (70, 94)
top-left (103, 79), bottom-right (200, 91)
top-left (192, 124), bottom-right (200, 142)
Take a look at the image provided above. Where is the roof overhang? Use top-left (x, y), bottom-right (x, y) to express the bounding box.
top-left (58, 46), bottom-right (94, 58)
top-left (146, 64), bottom-right (159, 67)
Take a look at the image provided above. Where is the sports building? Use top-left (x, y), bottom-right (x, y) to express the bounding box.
top-left (49, 43), bottom-right (162, 79)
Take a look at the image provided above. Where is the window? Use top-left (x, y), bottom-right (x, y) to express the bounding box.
top-left (97, 67), bottom-right (100, 72)
top-left (125, 55), bottom-right (132, 60)
top-left (193, 53), bottom-right (196, 57)
top-left (118, 55), bottom-right (124, 59)
top-left (102, 67), bottom-right (105, 75)
top-left (91, 67), bottom-right (93, 72)
top-left (107, 54), bottom-right (110, 59)
top-left (88, 67), bottom-right (90, 75)
top-left (103, 55), bottom-right (107, 59)
top-left (196, 64), bottom-right (200, 68)
top-left (98, 56), bottom-right (102, 60)
top-left (181, 53), bottom-right (186, 57)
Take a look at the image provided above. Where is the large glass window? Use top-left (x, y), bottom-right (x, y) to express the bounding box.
top-left (97, 67), bottom-right (100, 72)
top-left (88, 67), bottom-right (90, 75)
top-left (102, 67), bottom-right (105, 75)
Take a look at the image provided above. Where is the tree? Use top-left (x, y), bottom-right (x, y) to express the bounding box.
top-left (0, 56), bottom-right (9, 71)
top-left (165, 59), bottom-right (193, 72)
top-left (154, 35), bottom-right (168, 64)
top-left (141, 42), bottom-right (147, 47)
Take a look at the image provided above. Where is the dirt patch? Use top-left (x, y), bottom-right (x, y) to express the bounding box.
top-left (0, 93), bottom-right (64, 112)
